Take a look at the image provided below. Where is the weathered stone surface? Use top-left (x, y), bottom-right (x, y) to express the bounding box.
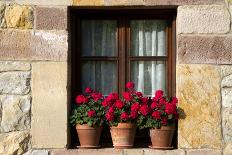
top-left (0, 95), bottom-right (31, 132)
top-left (222, 88), bottom-right (232, 108)
top-left (187, 149), bottom-right (222, 155)
top-left (144, 149), bottom-right (185, 155)
top-left (73, 0), bottom-right (104, 6)
top-left (177, 5), bottom-right (230, 34)
top-left (104, 0), bottom-right (143, 6)
top-left (221, 65), bottom-right (232, 79)
top-left (0, 2), bottom-right (6, 28)
top-left (177, 64), bottom-right (222, 149)
top-left (145, 0), bottom-right (224, 5)
top-left (224, 143), bottom-right (232, 155)
top-left (31, 62), bottom-right (68, 148)
top-left (0, 131), bottom-right (30, 155)
top-left (0, 30), bottom-right (68, 61)
top-left (15, 0), bottom-right (71, 6)
top-left (5, 4), bottom-right (33, 29)
top-left (0, 71), bottom-right (30, 95)
top-left (222, 108), bottom-right (232, 143)
top-left (0, 61), bottom-right (31, 72)
top-left (24, 149), bottom-right (49, 155)
top-left (178, 35), bottom-right (232, 64)
top-left (51, 149), bottom-right (123, 155)
top-left (35, 7), bottom-right (67, 30)
top-left (124, 149), bottom-right (144, 155)
top-left (222, 74), bottom-right (232, 88)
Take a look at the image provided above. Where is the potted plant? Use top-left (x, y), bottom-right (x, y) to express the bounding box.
top-left (137, 90), bottom-right (179, 149)
top-left (70, 87), bottom-right (105, 148)
top-left (103, 82), bottom-right (149, 149)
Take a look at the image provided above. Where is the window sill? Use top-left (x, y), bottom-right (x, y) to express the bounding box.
top-left (50, 148), bottom-right (185, 155)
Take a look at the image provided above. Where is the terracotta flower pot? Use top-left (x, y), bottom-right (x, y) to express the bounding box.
top-left (110, 123), bottom-right (136, 149)
top-left (149, 125), bottom-right (175, 149)
top-left (76, 124), bottom-right (102, 148)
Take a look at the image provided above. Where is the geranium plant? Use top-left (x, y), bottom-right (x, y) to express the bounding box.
top-left (103, 82), bottom-right (149, 126)
top-left (137, 90), bottom-right (179, 129)
top-left (70, 87), bottom-right (105, 127)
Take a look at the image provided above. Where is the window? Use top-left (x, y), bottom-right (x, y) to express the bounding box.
top-left (70, 8), bottom-right (176, 147)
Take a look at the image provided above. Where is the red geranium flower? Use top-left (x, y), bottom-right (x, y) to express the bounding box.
top-left (171, 97), bottom-right (178, 105)
top-left (136, 92), bottom-right (143, 97)
top-left (87, 110), bottom-right (96, 117)
top-left (126, 82), bottom-right (135, 90)
top-left (155, 90), bottom-right (164, 99)
top-left (85, 87), bottom-right (92, 94)
top-left (120, 112), bottom-right (129, 121)
top-left (161, 117), bottom-right (168, 125)
top-left (139, 104), bottom-right (150, 116)
top-left (91, 92), bottom-right (103, 101)
top-left (165, 103), bottom-right (176, 115)
top-left (123, 92), bottom-right (133, 101)
top-left (108, 93), bottom-right (119, 101)
top-left (76, 95), bottom-right (88, 105)
top-left (152, 111), bottom-right (161, 120)
top-left (115, 100), bottom-right (125, 109)
top-left (131, 102), bottom-right (140, 112)
top-left (141, 97), bottom-right (148, 104)
top-left (129, 111), bottom-right (138, 119)
top-left (106, 112), bottom-right (114, 121)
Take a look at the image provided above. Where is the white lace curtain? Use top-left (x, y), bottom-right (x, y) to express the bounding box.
top-left (81, 20), bottom-right (167, 96)
top-left (131, 20), bottom-right (167, 96)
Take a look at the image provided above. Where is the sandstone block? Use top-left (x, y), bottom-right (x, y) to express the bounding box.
top-left (0, 131), bottom-right (30, 155)
top-left (0, 71), bottom-right (30, 95)
top-left (178, 35), bottom-right (232, 64)
top-left (144, 0), bottom-right (224, 5)
top-left (177, 5), bottom-right (230, 34)
top-left (51, 149), bottom-right (123, 155)
top-left (222, 108), bottom-right (232, 143)
top-left (0, 30), bottom-right (68, 61)
top-left (187, 149), bottom-right (222, 155)
top-left (222, 88), bottom-right (232, 108)
top-left (31, 62), bottom-right (68, 148)
top-left (222, 74), bottom-right (232, 88)
top-left (5, 4), bottom-right (33, 29)
top-left (24, 149), bottom-right (49, 155)
top-left (0, 2), bottom-right (6, 28)
top-left (73, 0), bottom-right (104, 6)
top-left (0, 95), bottom-right (31, 132)
top-left (0, 61), bottom-right (31, 72)
top-left (35, 7), bottom-right (67, 30)
top-left (224, 143), bottom-right (232, 155)
top-left (144, 149), bottom-right (185, 155)
top-left (124, 149), bottom-right (144, 155)
top-left (104, 0), bottom-right (143, 6)
top-left (177, 64), bottom-right (222, 149)
top-left (15, 0), bottom-right (71, 6)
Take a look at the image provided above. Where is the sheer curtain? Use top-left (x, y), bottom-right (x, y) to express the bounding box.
top-left (81, 20), bottom-right (117, 95)
top-left (131, 20), bottom-right (167, 96)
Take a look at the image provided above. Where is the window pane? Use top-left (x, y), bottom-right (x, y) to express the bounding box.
top-left (131, 61), bottom-right (166, 96)
top-left (81, 61), bottom-right (118, 95)
top-left (131, 20), bottom-right (167, 56)
top-left (81, 20), bottom-right (118, 56)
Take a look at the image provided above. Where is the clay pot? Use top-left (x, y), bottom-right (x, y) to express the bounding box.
top-left (150, 125), bottom-right (175, 148)
top-left (76, 124), bottom-right (102, 147)
top-left (110, 123), bottom-right (136, 149)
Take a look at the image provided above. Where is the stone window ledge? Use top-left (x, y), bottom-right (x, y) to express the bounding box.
top-left (50, 148), bottom-right (186, 155)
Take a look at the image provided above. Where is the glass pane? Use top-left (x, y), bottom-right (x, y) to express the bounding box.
top-left (81, 61), bottom-right (117, 96)
top-left (81, 20), bottom-right (118, 56)
top-left (131, 61), bottom-right (166, 96)
top-left (131, 20), bottom-right (168, 56)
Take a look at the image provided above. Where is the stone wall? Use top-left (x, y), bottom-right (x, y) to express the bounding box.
top-left (0, 0), bottom-right (231, 155)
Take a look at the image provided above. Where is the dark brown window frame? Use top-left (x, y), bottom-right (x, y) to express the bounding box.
top-left (70, 8), bottom-right (177, 147)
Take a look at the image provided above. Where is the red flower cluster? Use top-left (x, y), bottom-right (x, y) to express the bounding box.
top-left (104, 82), bottom-right (148, 125)
top-left (76, 95), bottom-right (88, 105)
top-left (88, 110), bottom-right (96, 117)
top-left (150, 90), bottom-right (179, 126)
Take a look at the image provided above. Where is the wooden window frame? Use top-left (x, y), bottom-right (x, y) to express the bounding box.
top-left (70, 8), bottom-right (177, 147)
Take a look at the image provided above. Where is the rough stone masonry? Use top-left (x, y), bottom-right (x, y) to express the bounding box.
top-left (0, 0), bottom-right (232, 155)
